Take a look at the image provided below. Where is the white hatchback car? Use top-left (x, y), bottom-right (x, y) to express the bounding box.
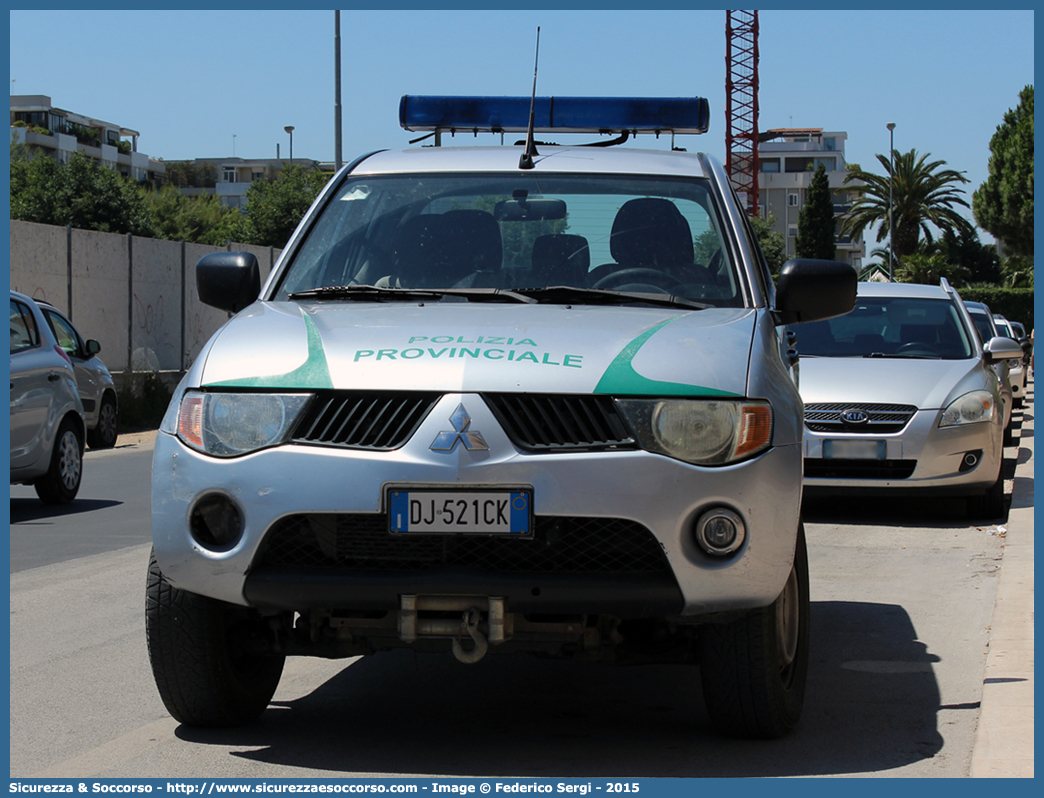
top-left (35, 300), bottom-right (119, 448)
top-left (147, 95), bottom-right (856, 737)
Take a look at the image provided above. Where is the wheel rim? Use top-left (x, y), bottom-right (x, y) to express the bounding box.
top-left (99, 401), bottom-right (117, 442)
top-left (58, 430), bottom-right (81, 490)
top-left (776, 564), bottom-right (800, 678)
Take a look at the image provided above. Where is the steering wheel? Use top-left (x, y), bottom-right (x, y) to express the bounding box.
top-left (592, 268), bottom-right (685, 292)
top-left (896, 342), bottom-right (938, 356)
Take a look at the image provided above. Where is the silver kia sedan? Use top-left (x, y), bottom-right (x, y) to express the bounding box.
top-left (795, 280), bottom-right (1022, 519)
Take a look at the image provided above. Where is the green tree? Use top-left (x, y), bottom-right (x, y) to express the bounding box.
top-left (894, 252), bottom-right (971, 287)
top-left (145, 185), bottom-right (247, 246)
top-left (840, 148), bottom-right (975, 262)
top-left (973, 85), bottom-right (1033, 259)
top-left (695, 215), bottom-right (786, 276)
top-left (795, 163), bottom-right (836, 259)
top-left (1000, 255), bottom-right (1034, 288)
top-left (936, 227), bottom-right (1001, 285)
top-left (241, 164), bottom-right (331, 247)
top-left (10, 149), bottom-right (154, 236)
top-left (749, 215), bottom-right (787, 276)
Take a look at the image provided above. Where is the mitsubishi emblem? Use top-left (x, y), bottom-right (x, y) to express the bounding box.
top-left (430, 404), bottom-right (489, 452)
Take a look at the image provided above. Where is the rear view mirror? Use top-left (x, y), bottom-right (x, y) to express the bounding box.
top-left (983, 336), bottom-right (1024, 363)
top-left (494, 197), bottom-right (567, 221)
top-left (85, 339), bottom-right (101, 356)
top-left (773, 259), bottom-right (857, 326)
top-left (197, 252), bottom-right (261, 313)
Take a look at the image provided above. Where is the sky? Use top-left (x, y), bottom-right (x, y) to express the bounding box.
top-left (7, 7), bottom-right (1036, 247)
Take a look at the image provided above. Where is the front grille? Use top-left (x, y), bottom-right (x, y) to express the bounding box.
top-left (258, 514), bottom-right (670, 574)
top-left (804, 402), bottom-right (917, 434)
top-left (484, 394), bottom-right (635, 451)
top-left (804, 459), bottom-right (917, 480)
top-left (293, 391), bottom-right (440, 450)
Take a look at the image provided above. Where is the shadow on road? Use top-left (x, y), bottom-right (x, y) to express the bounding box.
top-left (174, 601), bottom-right (942, 777)
top-left (9, 497), bottom-right (123, 523)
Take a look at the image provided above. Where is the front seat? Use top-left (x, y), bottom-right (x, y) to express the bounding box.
top-left (588, 198), bottom-right (696, 289)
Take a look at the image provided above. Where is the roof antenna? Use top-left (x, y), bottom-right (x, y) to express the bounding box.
top-left (518, 26), bottom-right (541, 170)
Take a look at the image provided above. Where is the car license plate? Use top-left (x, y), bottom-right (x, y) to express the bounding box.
top-left (823, 439), bottom-right (886, 459)
top-left (388, 489), bottom-right (533, 535)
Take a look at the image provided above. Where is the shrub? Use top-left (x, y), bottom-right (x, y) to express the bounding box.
top-left (958, 286), bottom-right (1034, 331)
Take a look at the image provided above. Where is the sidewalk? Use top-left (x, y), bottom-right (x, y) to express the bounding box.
top-left (970, 377), bottom-right (1035, 778)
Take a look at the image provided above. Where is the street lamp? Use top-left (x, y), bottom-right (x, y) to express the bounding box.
top-left (886, 122), bottom-right (896, 281)
top-left (284, 125), bottom-right (295, 163)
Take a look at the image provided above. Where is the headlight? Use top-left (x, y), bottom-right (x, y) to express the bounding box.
top-left (618, 399), bottom-right (773, 465)
top-left (939, 391), bottom-right (995, 427)
top-left (175, 391), bottom-right (312, 457)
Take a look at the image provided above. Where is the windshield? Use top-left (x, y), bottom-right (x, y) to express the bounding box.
top-left (968, 311), bottom-right (997, 344)
top-left (273, 173), bottom-right (744, 307)
top-left (794, 296), bottom-right (975, 360)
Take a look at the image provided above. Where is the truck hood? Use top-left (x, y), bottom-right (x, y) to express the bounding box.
top-left (799, 356), bottom-right (989, 410)
top-left (199, 301), bottom-right (757, 397)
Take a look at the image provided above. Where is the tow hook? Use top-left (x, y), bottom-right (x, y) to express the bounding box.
top-left (452, 607), bottom-right (489, 664)
top-left (399, 595), bottom-right (506, 663)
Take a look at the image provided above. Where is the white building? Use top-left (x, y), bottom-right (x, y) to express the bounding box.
top-left (10, 95), bottom-right (165, 184)
top-left (757, 128), bottom-right (865, 268)
top-left (170, 157), bottom-right (326, 211)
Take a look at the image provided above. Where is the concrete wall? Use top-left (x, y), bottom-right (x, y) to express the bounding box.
top-left (10, 220), bottom-right (281, 373)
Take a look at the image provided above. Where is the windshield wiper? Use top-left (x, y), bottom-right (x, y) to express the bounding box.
top-left (289, 285), bottom-right (536, 304)
top-left (863, 352), bottom-right (941, 359)
top-left (509, 285), bottom-right (710, 310)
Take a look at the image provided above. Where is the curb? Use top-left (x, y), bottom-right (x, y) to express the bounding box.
top-left (970, 379), bottom-right (1035, 778)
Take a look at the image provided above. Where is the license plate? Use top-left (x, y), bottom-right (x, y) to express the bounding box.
top-left (388, 489), bottom-right (533, 535)
top-left (823, 439), bottom-right (886, 460)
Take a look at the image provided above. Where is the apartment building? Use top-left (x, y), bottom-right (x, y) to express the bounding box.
top-left (168, 157), bottom-right (325, 211)
top-left (757, 128), bottom-right (865, 268)
top-left (10, 95), bottom-right (166, 184)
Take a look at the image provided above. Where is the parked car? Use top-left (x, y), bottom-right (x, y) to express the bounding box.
top-left (993, 314), bottom-right (1026, 405)
top-left (35, 301), bottom-right (119, 448)
top-left (146, 94), bottom-right (857, 737)
top-left (964, 300), bottom-right (1017, 441)
top-left (10, 290), bottom-right (86, 503)
top-left (1007, 320), bottom-right (1032, 366)
top-left (795, 280), bottom-right (1022, 519)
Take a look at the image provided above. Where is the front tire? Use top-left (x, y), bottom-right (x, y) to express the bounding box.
top-left (145, 550), bottom-right (285, 726)
top-left (968, 471), bottom-right (1005, 520)
top-left (698, 525), bottom-right (810, 738)
top-left (34, 419), bottom-right (83, 504)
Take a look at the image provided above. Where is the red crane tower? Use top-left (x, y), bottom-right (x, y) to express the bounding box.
top-left (725, 10), bottom-right (760, 217)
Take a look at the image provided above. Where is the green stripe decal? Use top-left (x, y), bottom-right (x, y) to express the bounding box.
top-left (594, 318), bottom-right (737, 397)
top-left (209, 313), bottom-right (333, 389)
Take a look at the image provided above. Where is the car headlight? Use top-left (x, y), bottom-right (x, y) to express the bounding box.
top-left (174, 391), bottom-right (312, 457)
top-left (939, 391), bottom-right (995, 427)
top-left (618, 399), bottom-right (773, 465)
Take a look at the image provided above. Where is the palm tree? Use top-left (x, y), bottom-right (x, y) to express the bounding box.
top-left (840, 149), bottom-right (976, 263)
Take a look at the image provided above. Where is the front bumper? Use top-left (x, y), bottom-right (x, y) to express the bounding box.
top-left (152, 393), bottom-right (802, 618)
top-left (803, 407), bottom-right (1003, 493)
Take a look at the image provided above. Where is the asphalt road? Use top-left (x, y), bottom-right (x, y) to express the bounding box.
top-left (8, 405), bottom-right (1027, 778)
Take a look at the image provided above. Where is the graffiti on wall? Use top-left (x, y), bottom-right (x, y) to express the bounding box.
top-left (133, 291), bottom-right (176, 370)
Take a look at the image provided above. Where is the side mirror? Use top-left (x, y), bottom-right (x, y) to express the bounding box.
top-left (773, 258), bottom-right (857, 325)
top-left (984, 336), bottom-right (1024, 363)
top-left (85, 339), bottom-right (101, 356)
top-left (197, 252), bottom-right (261, 313)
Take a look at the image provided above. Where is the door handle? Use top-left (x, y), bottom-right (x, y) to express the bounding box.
top-left (48, 373), bottom-right (61, 382)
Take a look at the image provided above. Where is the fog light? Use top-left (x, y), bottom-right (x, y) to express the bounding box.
top-left (694, 507), bottom-right (746, 556)
top-left (189, 493), bottom-right (244, 550)
top-left (960, 450), bottom-right (982, 472)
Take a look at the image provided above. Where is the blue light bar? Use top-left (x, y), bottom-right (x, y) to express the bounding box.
top-left (399, 96), bottom-right (710, 135)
